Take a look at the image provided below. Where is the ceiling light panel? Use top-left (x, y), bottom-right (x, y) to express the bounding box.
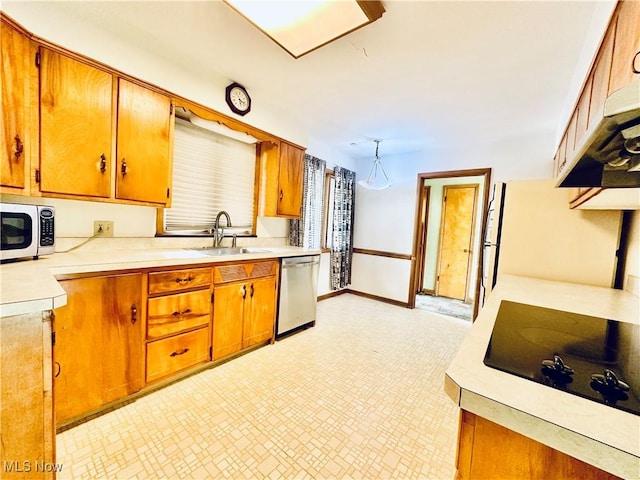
top-left (224, 0), bottom-right (385, 58)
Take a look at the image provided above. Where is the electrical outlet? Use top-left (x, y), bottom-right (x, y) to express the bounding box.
top-left (94, 220), bottom-right (114, 237)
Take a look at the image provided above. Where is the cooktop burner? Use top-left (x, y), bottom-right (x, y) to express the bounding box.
top-left (483, 301), bottom-right (639, 416)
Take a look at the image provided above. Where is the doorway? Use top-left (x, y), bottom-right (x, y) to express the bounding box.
top-left (409, 168), bottom-right (491, 321)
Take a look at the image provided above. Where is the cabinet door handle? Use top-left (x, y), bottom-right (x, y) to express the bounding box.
top-left (131, 304), bottom-right (137, 324)
top-left (121, 158), bottom-right (127, 177)
top-left (14, 135), bottom-right (23, 160)
top-left (250, 283), bottom-right (254, 298)
top-left (170, 348), bottom-right (189, 357)
top-left (100, 153), bottom-right (107, 174)
top-left (633, 51), bottom-right (640, 74)
top-left (242, 284), bottom-right (247, 299)
top-left (54, 361), bottom-right (61, 378)
top-left (279, 189), bottom-right (284, 201)
top-left (175, 276), bottom-right (194, 285)
top-left (172, 308), bottom-right (192, 317)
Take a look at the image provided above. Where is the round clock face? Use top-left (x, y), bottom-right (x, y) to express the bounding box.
top-left (226, 83), bottom-right (251, 115)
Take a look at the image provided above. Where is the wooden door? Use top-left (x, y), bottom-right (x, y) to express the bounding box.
top-left (212, 282), bottom-right (245, 360)
top-left (116, 79), bottom-right (172, 204)
top-left (1, 20), bottom-right (28, 190)
top-left (54, 273), bottom-right (144, 425)
top-left (277, 141), bottom-right (304, 216)
top-left (243, 275), bottom-right (277, 348)
top-left (609, 0), bottom-right (640, 94)
top-left (39, 48), bottom-right (113, 197)
top-left (436, 185), bottom-right (478, 301)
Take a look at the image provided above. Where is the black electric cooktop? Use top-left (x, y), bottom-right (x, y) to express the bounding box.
top-left (484, 301), bottom-right (639, 416)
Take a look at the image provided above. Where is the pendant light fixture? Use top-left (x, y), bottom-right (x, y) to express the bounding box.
top-left (358, 139), bottom-right (392, 190)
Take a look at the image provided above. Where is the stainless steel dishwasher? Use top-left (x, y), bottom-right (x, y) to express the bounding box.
top-left (277, 255), bottom-right (320, 338)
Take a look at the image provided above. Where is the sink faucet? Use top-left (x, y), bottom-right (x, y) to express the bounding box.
top-left (212, 211), bottom-right (232, 247)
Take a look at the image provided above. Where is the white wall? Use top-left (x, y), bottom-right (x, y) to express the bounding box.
top-left (623, 211), bottom-right (640, 296)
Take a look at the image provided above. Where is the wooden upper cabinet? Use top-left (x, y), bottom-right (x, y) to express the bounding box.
top-left (39, 47), bottom-right (113, 198)
top-left (39, 50), bottom-right (172, 204)
top-left (609, 0), bottom-right (640, 94)
top-left (588, 26), bottom-right (615, 131)
top-left (1, 19), bottom-right (30, 191)
top-left (115, 79), bottom-right (172, 204)
top-left (277, 141), bottom-right (304, 217)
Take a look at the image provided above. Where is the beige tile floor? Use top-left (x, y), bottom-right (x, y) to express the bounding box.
top-left (56, 293), bottom-right (471, 479)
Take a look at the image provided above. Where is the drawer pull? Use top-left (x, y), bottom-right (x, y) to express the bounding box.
top-left (170, 348), bottom-right (189, 357)
top-left (634, 51), bottom-right (640, 74)
top-left (175, 276), bottom-right (194, 285)
top-left (171, 308), bottom-right (192, 317)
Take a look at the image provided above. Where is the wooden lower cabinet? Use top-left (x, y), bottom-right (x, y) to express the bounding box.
top-left (455, 410), bottom-right (621, 480)
top-left (212, 261), bottom-right (278, 360)
top-left (0, 311), bottom-right (55, 480)
top-left (146, 327), bottom-right (210, 383)
top-left (53, 274), bottom-right (144, 425)
top-left (145, 266), bottom-right (213, 383)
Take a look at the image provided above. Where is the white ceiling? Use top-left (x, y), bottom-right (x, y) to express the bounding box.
top-left (4, 1), bottom-right (614, 165)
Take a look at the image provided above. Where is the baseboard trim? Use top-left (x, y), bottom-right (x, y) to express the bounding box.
top-left (345, 289), bottom-right (410, 308)
top-left (318, 289), bottom-right (348, 301)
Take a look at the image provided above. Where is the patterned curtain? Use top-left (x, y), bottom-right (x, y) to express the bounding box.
top-left (289, 154), bottom-right (326, 249)
top-left (331, 166), bottom-right (356, 290)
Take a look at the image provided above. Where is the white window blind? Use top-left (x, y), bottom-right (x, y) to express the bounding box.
top-left (164, 117), bottom-right (256, 234)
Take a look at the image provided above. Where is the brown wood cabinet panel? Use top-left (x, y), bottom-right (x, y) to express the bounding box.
top-left (575, 75), bottom-right (593, 148)
top-left (115, 78), bottom-right (172, 204)
top-left (259, 140), bottom-right (305, 218)
top-left (609, 0), bottom-right (640, 94)
top-left (1, 19), bottom-right (29, 191)
top-left (39, 47), bottom-right (113, 198)
top-left (243, 275), bottom-right (277, 348)
top-left (589, 26), bottom-right (615, 129)
top-left (147, 289), bottom-right (211, 340)
top-left (148, 267), bottom-right (211, 295)
top-left (146, 327), bottom-right (210, 383)
top-left (0, 312), bottom-right (54, 480)
top-left (455, 411), bottom-right (621, 480)
top-left (213, 263), bottom-right (249, 284)
top-left (277, 141), bottom-right (304, 217)
top-left (54, 274), bottom-right (144, 425)
top-left (212, 281), bottom-right (245, 360)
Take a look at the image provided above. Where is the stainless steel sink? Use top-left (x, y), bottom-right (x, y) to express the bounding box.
top-left (190, 247), bottom-right (271, 256)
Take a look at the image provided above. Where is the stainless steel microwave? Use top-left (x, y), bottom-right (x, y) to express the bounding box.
top-left (0, 203), bottom-right (55, 261)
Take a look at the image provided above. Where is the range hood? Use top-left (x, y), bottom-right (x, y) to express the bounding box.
top-left (556, 80), bottom-right (640, 188)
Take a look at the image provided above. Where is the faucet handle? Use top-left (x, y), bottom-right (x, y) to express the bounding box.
top-left (232, 234), bottom-right (237, 247)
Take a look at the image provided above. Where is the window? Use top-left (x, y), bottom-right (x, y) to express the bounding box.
top-left (163, 117), bottom-right (257, 235)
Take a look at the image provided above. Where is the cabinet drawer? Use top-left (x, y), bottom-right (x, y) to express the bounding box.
top-left (149, 267), bottom-right (211, 295)
top-left (146, 327), bottom-right (210, 383)
top-left (147, 290), bottom-right (211, 340)
top-left (213, 261), bottom-right (277, 284)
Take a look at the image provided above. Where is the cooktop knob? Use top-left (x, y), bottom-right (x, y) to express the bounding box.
top-left (541, 354), bottom-right (574, 375)
top-left (591, 369), bottom-right (630, 392)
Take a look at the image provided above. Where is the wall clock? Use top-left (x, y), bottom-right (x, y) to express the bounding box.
top-left (225, 82), bottom-right (251, 116)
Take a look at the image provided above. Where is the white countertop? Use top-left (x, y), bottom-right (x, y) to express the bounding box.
top-left (0, 246), bottom-right (320, 318)
top-left (445, 275), bottom-right (640, 479)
